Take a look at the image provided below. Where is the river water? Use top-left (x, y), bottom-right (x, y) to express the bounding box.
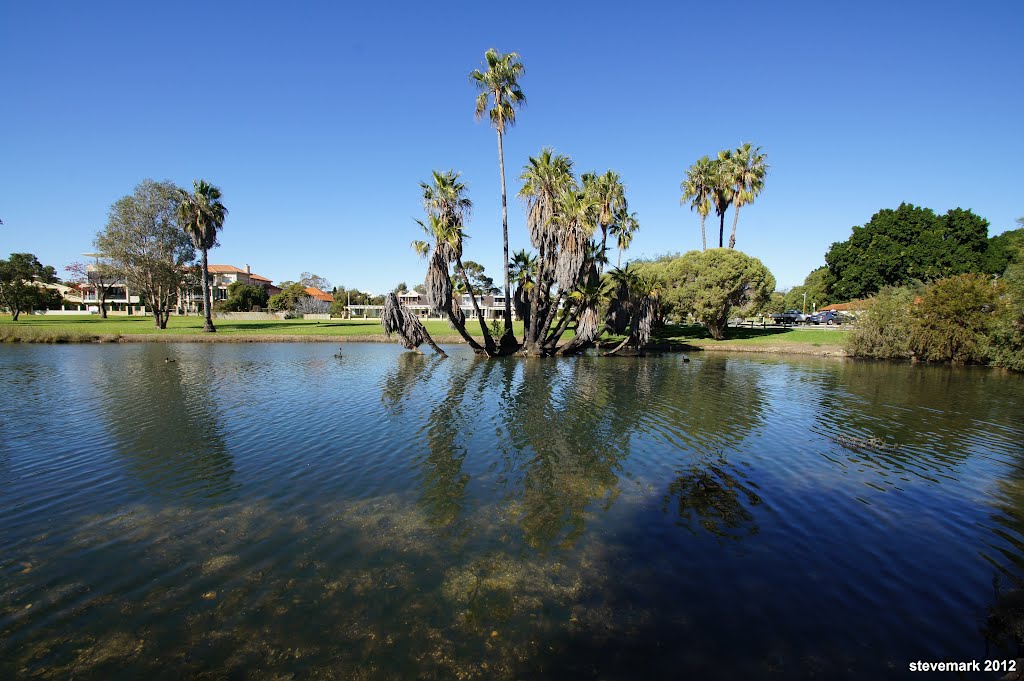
top-left (1, 343), bottom-right (1022, 679)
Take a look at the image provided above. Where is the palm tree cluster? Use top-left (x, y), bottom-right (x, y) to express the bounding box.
top-left (397, 49), bottom-right (649, 358)
top-left (681, 143), bottom-right (768, 251)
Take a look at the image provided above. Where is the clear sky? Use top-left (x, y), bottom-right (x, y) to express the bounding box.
top-left (2, 0), bottom-right (1021, 293)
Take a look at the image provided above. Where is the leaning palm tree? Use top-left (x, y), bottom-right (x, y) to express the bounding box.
top-left (413, 170), bottom-right (497, 355)
top-left (177, 179), bottom-right (227, 332)
top-left (471, 48), bottom-right (525, 340)
top-left (726, 143), bottom-right (768, 249)
top-left (681, 155), bottom-right (715, 251)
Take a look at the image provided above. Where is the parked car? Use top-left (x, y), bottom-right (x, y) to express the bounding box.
top-left (770, 309), bottom-right (809, 324)
top-left (807, 310), bottom-right (842, 325)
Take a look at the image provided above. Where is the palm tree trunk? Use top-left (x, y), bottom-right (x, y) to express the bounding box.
top-left (700, 214), bottom-right (707, 252)
top-left (496, 130), bottom-right (513, 336)
top-left (719, 211), bottom-right (726, 248)
top-left (455, 255), bottom-right (495, 354)
top-left (201, 248), bottom-right (215, 332)
top-left (728, 204), bottom-right (741, 249)
top-left (599, 223), bottom-right (608, 275)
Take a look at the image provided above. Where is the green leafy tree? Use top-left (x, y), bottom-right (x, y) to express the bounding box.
top-left (96, 179), bottom-right (194, 329)
top-left (826, 203), bottom-right (991, 301)
top-left (177, 179), bottom-right (228, 332)
top-left (910, 273), bottom-right (1001, 364)
top-left (471, 48), bottom-right (525, 337)
top-left (267, 282), bottom-right (307, 313)
top-left (647, 249), bottom-right (775, 339)
top-left (983, 221), bottom-right (1024, 275)
top-left (783, 266), bottom-right (835, 312)
top-left (989, 260), bottom-right (1024, 371)
top-left (0, 253), bottom-right (59, 320)
top-left (222, 281), bottom-right (269, 312)
top-left (453, 260), bottom-right (497, 294)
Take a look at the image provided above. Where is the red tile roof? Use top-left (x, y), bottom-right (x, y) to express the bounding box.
top-left (305, 287), bottom-right (333, 303)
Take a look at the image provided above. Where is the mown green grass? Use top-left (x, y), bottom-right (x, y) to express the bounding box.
top-left (0, 315), bottom-right (844, 350)
top-left (651, 324), bottom-right (848, 348)
top-left (0, 315), bottom-right (525, 342)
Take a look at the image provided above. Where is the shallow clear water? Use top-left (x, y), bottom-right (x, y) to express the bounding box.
top-left (1, 343), bottom-right (1023, 679)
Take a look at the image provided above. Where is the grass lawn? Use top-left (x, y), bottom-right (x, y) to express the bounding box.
top-left (0, 315), bottom-right (847, 354)
top-left (0, 315), bottom-right (524, 343)
top-left (647, 324), bottom-right (849, 354)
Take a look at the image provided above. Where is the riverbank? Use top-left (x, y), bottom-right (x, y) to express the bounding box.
top-left (0, 316), bottom-right (848, 355)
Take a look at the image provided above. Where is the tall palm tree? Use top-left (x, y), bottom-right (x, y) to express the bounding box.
top-left (610, 206), bottom-right (639, 268)
top-left (471, 48), bottom-right (525, 339)
top-left (681, 155), bottom-right (715, 251)
top-left (177, 179), bottom-right (227, 332)
top-left (710, 151), bottom-right (735, 249)
top-left (727, 143), bottom-right (769, 249)
top-left (582, 170), bottom-right (626, 273)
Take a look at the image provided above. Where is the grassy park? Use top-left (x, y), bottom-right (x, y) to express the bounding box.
top-left (0, 314), bottom-right (848, 355)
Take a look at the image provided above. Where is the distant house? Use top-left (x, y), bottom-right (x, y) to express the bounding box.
top-left (207, 265), bottom-right (279, 301)
top-left (304, 287), bottom-right (333, 303)
top-left (78, 262), bottom-right (280, 315)
top-left (384, 289), bottom-right (511, 321)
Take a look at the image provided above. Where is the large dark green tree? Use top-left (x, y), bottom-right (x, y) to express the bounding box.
top-left (825, 203), bottom-right (991, 301)
top-left (0, 253), bottom-right (58, 320)
top-left (177, 179), bottom-right (228, 332)
top-left (471, 48), bottom-right (525, 341)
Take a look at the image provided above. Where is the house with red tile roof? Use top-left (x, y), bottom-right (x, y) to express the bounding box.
top-left (207, 265), bottom-right (281, 300)
top-left (304, 287), bottom-right (333, 303)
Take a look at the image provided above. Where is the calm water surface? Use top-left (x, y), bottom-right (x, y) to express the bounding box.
top-left (1, 343), bottom-right (1023, 679)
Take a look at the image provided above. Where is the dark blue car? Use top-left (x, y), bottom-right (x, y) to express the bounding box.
top-left (807, 310), bottom-right (841, 325)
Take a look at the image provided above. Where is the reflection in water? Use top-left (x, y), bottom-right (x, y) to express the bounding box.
top-left (1, 345), bottom-right (1024, 680)
top-left (662, 455), bottom-right (763, 539)
top-left (94, 346), bottom-right (235, 500)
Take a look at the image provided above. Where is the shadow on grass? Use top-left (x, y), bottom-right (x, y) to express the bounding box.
top-left (652, 324), bottom-right (798, 342)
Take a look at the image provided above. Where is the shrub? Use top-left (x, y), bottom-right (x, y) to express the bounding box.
top-left (844, 286), bottom-right (915, 359)
top-left (989, 263), bottom-right (1024, 371)
top-left (910, 273), bottom-right (1001, 364)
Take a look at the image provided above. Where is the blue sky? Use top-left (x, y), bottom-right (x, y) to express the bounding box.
top-left (2, 0), bottom-right (1021, 293)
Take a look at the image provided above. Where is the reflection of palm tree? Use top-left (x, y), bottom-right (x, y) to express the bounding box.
top-left (662, 457), bottom-right (762, 540)
top-left (380, 352), bottom-right (444, 416)
top-left (95, 347), bottom-right (234, 498)
top-left (495, 358), bottom-right (641, 549)
top-left (418, 359), bottom-right (498, 526)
